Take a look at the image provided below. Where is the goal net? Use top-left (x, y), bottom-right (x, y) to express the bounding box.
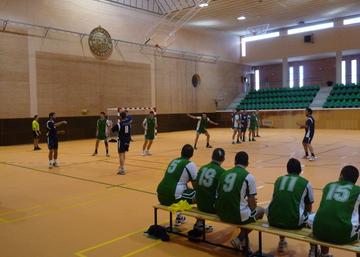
top-left (106, 107), bottom-right (155, 140)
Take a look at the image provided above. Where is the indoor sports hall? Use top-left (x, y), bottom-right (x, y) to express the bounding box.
top-left (1, 1), bottom-right (360, 257)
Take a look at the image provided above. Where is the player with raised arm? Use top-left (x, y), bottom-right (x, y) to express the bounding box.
top-left (232, 109), bottom-right (241, 144)
top-left (92, 112), bottom-right (110, 157)
top-left (297, 108), bottom-right (316, 161)
top-left (46, 112), bottom-right (67, 169)
top-left (187, 113), bottom-right (219, 150)
top-left (111, 111), bottom-right (131, 175)
top-left (142, 111), bottom-right (158, 156)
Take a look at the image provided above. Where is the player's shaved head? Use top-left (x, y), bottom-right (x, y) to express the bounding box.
top-left (181, 144), bottom-right (194, 159)
top-left (212, 148), bottom-right (225, 163)
top-left (340, 165), bottom-right (359, 184)
top-left (235, 151), bottom-right (249, 167)
top-left (287, 158), bottom-right (302, 175)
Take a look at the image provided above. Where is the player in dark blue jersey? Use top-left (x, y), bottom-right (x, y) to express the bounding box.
top-left (124, 110), bottom-right (133, 142)
top-left (112, 111), bottom-right (131, 175)
top-left (46, 112), bottom-right (67, 169)
top-left (240, 110), bottom-right (249, 142)
top-left (298, 108), bottom-right (317, 161)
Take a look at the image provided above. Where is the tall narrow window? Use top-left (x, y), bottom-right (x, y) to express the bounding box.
top-left (351, 59), bottom-right (357, 84)
top-left (341, 60), bottom-right (346, 84)
top-left (289, 67), bottom-right (294, 88)
top-left (255, 69), bottom-right (260, 91)
top-left (299, 65), bottom-right (304, 87)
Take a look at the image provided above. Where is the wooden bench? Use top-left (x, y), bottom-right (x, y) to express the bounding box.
top-left (153, 204), bottom-right (360, 257)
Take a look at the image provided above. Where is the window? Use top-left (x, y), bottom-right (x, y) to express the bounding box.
top-left (351, 60), bottom-right (357, 84)
top-left (255, 69), bottom-right (260, 91)
top-left (241, 32), bottom-right (280, 57)
top-left (341, 60), bottom-right (346, 84)
top-left (299, 65), bottom-right (304, 87)
top-left (344, 17), bottom-right (360, 26)
top-left (289, 67), bottom-right (294, 88)
top-left (287, 22), bottom-right (334, 35)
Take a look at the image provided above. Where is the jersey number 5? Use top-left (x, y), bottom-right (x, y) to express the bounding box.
top-left (167, 160), bottom-right (181, 174)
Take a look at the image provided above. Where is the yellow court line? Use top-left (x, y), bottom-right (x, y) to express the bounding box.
top-left (120, 241), bottom-right (162, 257)
top-left (75, 226), bottom-right (149, 257)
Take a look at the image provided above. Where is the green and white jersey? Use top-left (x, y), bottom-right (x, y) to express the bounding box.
top-left (215, 165), bottom-right (257, 224)
top-left (196, 117), bottom-right (209, 133)
top-left (196, 162), bottom-right (226, 213)
top-left (268, 174), bottom-right (314, 229)
top-left (313, 180), bottom-right (360, 244)
top-left (157, 157), bottom-right (197, 206)
top-left (143, 117), bottom-right (156, 134)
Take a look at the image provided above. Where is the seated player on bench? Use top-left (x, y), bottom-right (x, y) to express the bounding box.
top-left (156, 144), bottom-right (212, 232)
top-left (267, 158), bottom-right (316, 256)
top-left (311, 165), bottom-right (360, 257)
top-left (196, 148), bottom-right (226, 214)
top-left (215, 151), bottom-right (265, 253)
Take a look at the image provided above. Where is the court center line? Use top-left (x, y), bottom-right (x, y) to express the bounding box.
top-left (0, 162), bottom-right (156, 195)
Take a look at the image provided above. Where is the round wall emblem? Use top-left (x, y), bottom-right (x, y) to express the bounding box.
top-left (88, 26), bottom-right (113, 58)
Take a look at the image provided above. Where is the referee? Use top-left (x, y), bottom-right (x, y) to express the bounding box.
top-left (32, 115), bottom-right (41, 150)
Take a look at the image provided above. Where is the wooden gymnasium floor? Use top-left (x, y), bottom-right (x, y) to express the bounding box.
top-left (1, 128), bottom-right (360, 257)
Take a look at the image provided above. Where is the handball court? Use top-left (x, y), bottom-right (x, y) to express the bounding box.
top-left (1, 128), bottom-right (360, 257)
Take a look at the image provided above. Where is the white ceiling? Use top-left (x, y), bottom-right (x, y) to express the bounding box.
top-left (186, 0), bottom-right (360, 35)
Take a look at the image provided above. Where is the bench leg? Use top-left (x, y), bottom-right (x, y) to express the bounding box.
top-left (169, 211), bottom-right (173, 233)
top-left (154, 208), bottom-right (158, 226)
top-left (202, 219), bottom-right (206, 241)
top-left (250, 231), bottom-right (274, 257)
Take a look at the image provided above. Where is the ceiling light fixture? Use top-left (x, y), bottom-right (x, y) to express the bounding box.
top-left (237, 16), bottom-right (246, 20)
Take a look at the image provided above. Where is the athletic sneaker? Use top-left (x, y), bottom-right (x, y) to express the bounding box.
top-left (236, 140), bottom-right (241, 144)
top-left (277, 240), bottom-right (288, 253)
top-left (194, 146), bottom-right (197, 150)
top-left (303, 155), bottom-right (309, 159)
top-left (308, 156), bottom-right (318, 161)
top-left (117, 167), bottom-right (125, 175)
top-left (142, 151), bottom-right (146, 156)
top-left (174, 214), bottom-right (186, 226)
top-left (232, 141), bottom-right (235, 144)
top-left (106, 153), bottom-right (110, 157)
top-left (252, 138), bottom-right (256, 141)
top-left (53, 161), bottom-right (59, 167)
top-left (193, 223), bottom-right (214, 233)
top-left (92, 152), bottom-right (97, 156)
top-left (48, 162), bottom-right (53, 169)
top-left (146, 150), bottom-right (152, 156)
top-left (308, 246), bottom-right (321, 257)
top-left (231, 237), bottom-right (251, 253)
top-left (206, 145), bottom-right (213, 148)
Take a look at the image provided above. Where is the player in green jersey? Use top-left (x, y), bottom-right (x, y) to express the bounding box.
top-left (157, 144), bottom-right (213, 231)
top-left (187, 113), bottom-right (219, 150)
top-left (142, 111), bottom-right (158, 156)
top-left (93, 112), bottom-right (111, 157)
top-left (215, 151), bottom-right (265, 253)
top-left (196, 148), bottom-right (226, 213)
top-left (311, 165), bottom-right (360, 257)
top-left (248, 112), bottom-right (257, 142)
top-left (267, 158), bottom-right (315, 254)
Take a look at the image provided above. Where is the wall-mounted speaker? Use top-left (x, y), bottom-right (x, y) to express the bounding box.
top-left (304, 34), bottom-right (314, 43)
